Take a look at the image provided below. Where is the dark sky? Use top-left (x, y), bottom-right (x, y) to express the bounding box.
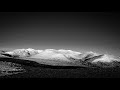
top-left (0, 12), bottom-right (120, 56)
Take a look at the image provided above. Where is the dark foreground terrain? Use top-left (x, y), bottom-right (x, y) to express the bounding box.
top-left (0, 57), bottom-right (120, 78)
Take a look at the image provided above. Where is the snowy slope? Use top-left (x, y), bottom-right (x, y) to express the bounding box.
top-left (30, 49), bottom-right (69, 61)
top-left (92, 54), bottom-right (119, 63)
top-left (5, 48), bottom-right (40, 57)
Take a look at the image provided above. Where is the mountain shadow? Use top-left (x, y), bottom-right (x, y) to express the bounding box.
top-left (0, 57), bottom-right (91, 69)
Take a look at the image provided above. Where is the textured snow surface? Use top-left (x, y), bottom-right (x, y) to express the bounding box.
top-left (5, 48), bottom-right (40, 57)
top-left (3, 48), bottom-right (120, 63)
top-left (92, 54), bottom-right (119, 63)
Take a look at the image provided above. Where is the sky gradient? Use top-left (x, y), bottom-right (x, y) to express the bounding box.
top-left (0, 12), bottom-right (120, 56)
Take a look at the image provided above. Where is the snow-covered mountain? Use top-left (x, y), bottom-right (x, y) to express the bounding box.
top-left (5, 48), bottom-right (42, 57)
top-left (1, 48), bottom-right (120, 64)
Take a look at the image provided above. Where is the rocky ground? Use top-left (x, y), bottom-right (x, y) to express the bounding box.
top-left (0, 61), bottom-right (25, 77)
top-left (0, 57), bottom-right (120, 78)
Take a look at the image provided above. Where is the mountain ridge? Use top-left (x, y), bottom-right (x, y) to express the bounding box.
top-left (0, 48), bottom-right (120, 66)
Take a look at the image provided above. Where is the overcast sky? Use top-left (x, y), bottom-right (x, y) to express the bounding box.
top-left (0, 12), bottom-right (120, 56)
